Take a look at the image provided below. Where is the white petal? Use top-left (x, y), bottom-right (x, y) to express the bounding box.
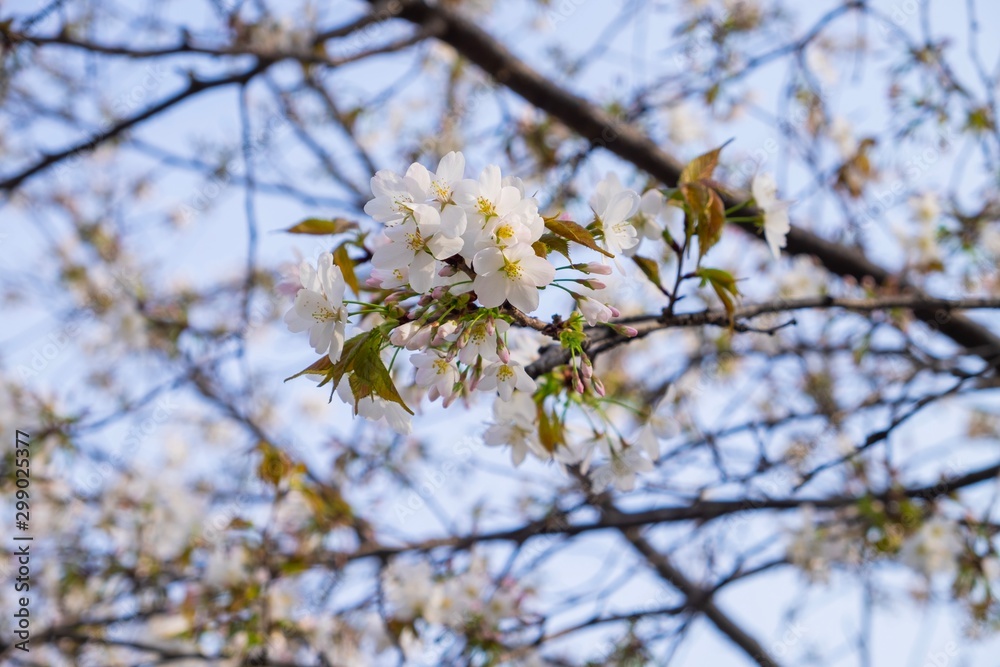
top-left (604, 190), bottom-right (640, 224)
top-left (507, 280), bottom-right (539, 313)
top-left (764, 206), bottom-right (791, 259)
top-left (474, 274), bottom-right (507, 308)
top-left (409, 252), bottom-right (437, 293)
top-left (480, 165), bottom-right (502, 200)
top-left (439, 205), bottom-right (467, 238)
top-left (472, 247), bottom-right (505, 276)
top-left (427, 233), bottom-right (463, 260)
top-left (436, 151), bottom-right (465, 182)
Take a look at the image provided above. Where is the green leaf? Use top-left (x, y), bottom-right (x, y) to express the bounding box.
top-left (697, 188), bottom-right (727, 258)
top-left (631, 255), bottom-right (662, 287)
top-left (559, 328), bottom-right (587, 351)
top-left (544, 216), bottom-right (614, 258)
top-left (697, 267), bottom-right (741, 323)
top-left (348, 331), bottom-right (414, 414)
top-left (537, 233), bottom-right (572, 261)
top-left (284, 217), bottom-right (357, 235)
top-left (256, 441), bottom-right (294, 487)
top-left (679, 142), bottom-right (729, 185)
top-left (679, 182), bottom-right (708, 248)
top-left (295, 481), bottom-right (354, 530)
top-left (327, 331), bottom-right (376, 388)
top-left (537, 404), bottom-right (565, 453)
top-left (284, 355), bottom-right (333, 383)
top-left (333, 243), bottom-right (360, 296)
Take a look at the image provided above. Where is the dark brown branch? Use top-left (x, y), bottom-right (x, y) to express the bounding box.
top-left (616, 525), bottom-right (780, 667)
top-left (373, 0), bottom-right (1000, 369)
top-left (0, 64), bottom-right (269, 193)
top-left (318, 459), bottom-right (1000, 562)
top-left (527, 295), bottom-right (1000, 378)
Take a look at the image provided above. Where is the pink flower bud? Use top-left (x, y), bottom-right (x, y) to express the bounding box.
top-left (485, 317), bottom-right (495, 336)
top-left (438, 265), bottom-right (457, 277)
top-left (433, 321), bottom-right (458, 345)
top-left (592, 377), bottom-right (606, 397)
top-left (608, 305), bottom-right (620, 318)
top-left (586, 262), bottom-right (612, 275)
top-left (384, 292), bottom-right (402, 304)
top-left (366, 276), bottom-right (383, 287)
top-left (431, 286), bottom-right (447, 299)
top-left (468, 365), bottom-right (482, 391)
top-left (407, 325), bottom-right (434, 350)
top-left (496, 340), bottom-right (510, 364)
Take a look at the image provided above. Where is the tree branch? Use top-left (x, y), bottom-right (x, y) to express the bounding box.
top-left (373, 0), bottom-right (1000, 369)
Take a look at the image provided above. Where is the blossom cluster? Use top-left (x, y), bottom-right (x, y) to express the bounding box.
top-left (283, 150), bottom-right (789, 490)
top-left (382, 557), bottom-right (531, 661)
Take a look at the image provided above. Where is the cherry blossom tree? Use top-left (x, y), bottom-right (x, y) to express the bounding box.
top-left (1, 0), bottom-right (1000, 665)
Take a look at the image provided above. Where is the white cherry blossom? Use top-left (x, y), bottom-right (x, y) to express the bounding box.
top-left (371, 205), bottom-right (464, 293)
top-left (478, 359), bottom-right (536, 401)
top-left (483, 391), bottom-right (545, 466)
top-left (411, 350), bottom-right (460, 398)
top-left (900, 517), bottom-right (963, 577)
top-left (406, 151), bottom-right (468, 236)
top-left (631, 188), bottom-right (667, 243)
top-left (283, 252), bottom-right (349, 362)
top-left (752, 172), bottom-right (791, 258)
top-left (589, 447), bottom-right (653, 493)
top-left (590, 173), bottom-right (641, 257)
top-left (364, 168), bottom-right (427, 226)
top-left (472, 244), bottom-right (556, 312)
top-left (458, 318), bottom-right (509, 365)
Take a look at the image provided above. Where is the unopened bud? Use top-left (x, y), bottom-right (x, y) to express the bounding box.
top-left (610, 324), bottom-right (638, 337)
top-left (442, 384), bottom-right (460, 408)
top-left (591, 377), bottom-right (606, 397)
top-left (584, 262), bottom-right (612, 275)
top-left (468, 363), bottom-right (483, 390)
top-left (408, 325), bottom-right (434, 350)
top-left (438, 265), bottom-right (457, 277)
top-left (431, 286), bottom-right (447, 299)
top-left (496, 339), bottom-right (510, 364)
